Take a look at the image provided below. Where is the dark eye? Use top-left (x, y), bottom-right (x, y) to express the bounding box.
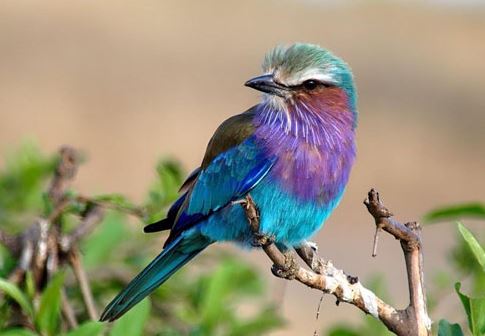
top-left (302, 80), bottom-right (318, 91)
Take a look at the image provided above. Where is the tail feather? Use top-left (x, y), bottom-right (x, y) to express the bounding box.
top-left (143, 218), bottom-right (173, 233)
top-left (100, 235), bottom-right (208, 322)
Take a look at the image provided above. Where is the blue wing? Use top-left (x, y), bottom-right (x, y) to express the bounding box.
top-left (186, 138), bottom-right (275, 215)
top-left (102, 109), bottom-right (276, 322)
top-left (165, 136), bottom-right (276, 244)
top-left (151, 109), bottom-right (276, 245)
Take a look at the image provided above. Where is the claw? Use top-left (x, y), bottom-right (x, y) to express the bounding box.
top-left (271, 252), bottom-right (298, 280)
top-left (295, 241), bottom-right (325, 274)
top-left (307, 241), bottom-right (318, 252)
top-left (251, 232), bottom-right (274, 247)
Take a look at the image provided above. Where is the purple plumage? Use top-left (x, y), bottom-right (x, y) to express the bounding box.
top-left (100, 43), bottom-right (358, 322)
top-left (254, 85), bottom-right (356, 204)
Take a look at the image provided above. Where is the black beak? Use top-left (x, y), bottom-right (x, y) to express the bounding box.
top-left (244, 74), bottom-right (288, 97)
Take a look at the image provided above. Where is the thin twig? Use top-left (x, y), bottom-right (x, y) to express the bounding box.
top-left (68, 248), bottom-right (98, 320)
top-left (0, 229), bottom-right (19, 254)
top-left (33, 219), bottom-right (49, 286)
top-left (61, 288), bottom-right (78, 328)
top-left (372, 225), bottom-right (382, 257)
top-left (1, 146), bottom-right (105, 330)
top-left (76, 195), bottom-right (145, 219)
top-left (60, 204), bottom-right (105, 253)
top-left (313, 293), bottom-right (324, 336)
top-left (48, 146), bottom-right (79, 206)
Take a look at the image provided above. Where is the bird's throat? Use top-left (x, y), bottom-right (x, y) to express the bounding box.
top-left (257, 88), bottom-right (356, 149)
top-left (254, 89), bottom-right (356, 203)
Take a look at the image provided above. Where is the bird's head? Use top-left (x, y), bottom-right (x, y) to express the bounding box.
top-left (245, 43), bottom-right (357, 126)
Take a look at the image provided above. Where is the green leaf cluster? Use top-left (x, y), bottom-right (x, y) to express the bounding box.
top-left (0, 146), bottom-right (283, 335)
top-left (0, 271), bottom-right (99, 336)
top-left (427, 206), bottom-right (485, 336)
top-left (0, 143), bottom-right (55, 229)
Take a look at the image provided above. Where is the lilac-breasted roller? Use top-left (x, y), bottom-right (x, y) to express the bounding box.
top-left (100, 43), bottom-right (357, 321)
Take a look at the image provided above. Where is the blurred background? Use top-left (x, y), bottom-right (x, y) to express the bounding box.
top-left (1, 0), bottom-right (484, 335)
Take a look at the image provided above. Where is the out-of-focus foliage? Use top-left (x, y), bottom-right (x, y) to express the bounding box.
top-left (426, 207), bottom-right (485, 335)
top-left (6, 145), bottom-right (483, 336)
top-left (455, 282), bottom-right (485, 336)
top-left (0, 145), bottom-right (282, 335)
top-left (425, 203), bottom-right (485, 223)
top-left (437, 319), bottom-right (464, 336)
top-left (425, 204), bottom-right (485, 295)
top-left (36, 272), bottom-right (65, 335)
top-left (145, 159), bottom-right (185, 224)
top-left (451, 222), bottom-right (485, 336)
top-left (0, 278), bottom-right (34, 320)
top-left (109, 298), bottom-right (150, 336)
top-left (457, 223), bottom-right (485, 273)
top-left (0, 270), bottom-right (104, 336)
top-left (0, 143), bottom-right (55, 228)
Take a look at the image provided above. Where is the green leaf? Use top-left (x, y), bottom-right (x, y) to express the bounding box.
top-left (81, 212), bottom-right (127, 268)
top-left (0, 329), bottom-right (38, 336)
top-left (0, 143), bottom-right (55, 226)
top-left (25, 271), bottom-right (35, 300)
top-left (0, 245), bottom-right (16, 278)
top-left (327, 327), bottom-right (360, 336)
top-left (36, 272), bottom-right (65, 336)
top-left (93, 194), bottom-right (141, 216)
top-left (0, 277), bottom-right (34, 318)
top-left (198, 259), bottom-right (262, 332)
top-left (424, 203), bottom-right (485, 223)
top-left (64, 321), bottom-right (104, 336)
top-left (455, 282), bottom-right (485, 335)
top-left (457, 223), bottom-right (485, 272)
top-left (110, 298), bottom-right (150, 336)
top-left (438, 319), bottom-right (464, 336)
top-left (229, 307), bottom-right (284, 336)
top-left (144, 159), bottom-right (184, 223)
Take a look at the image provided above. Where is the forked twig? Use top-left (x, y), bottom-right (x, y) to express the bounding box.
top-left (239, 189), bottom-right (431, 336)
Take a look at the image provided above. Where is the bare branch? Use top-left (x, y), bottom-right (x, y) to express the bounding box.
top-left (48, 146), bottom-right (79, 206)
top-left (1, 146), bottom-right (104, 329)
top-left (60, 204), bottom-right (104, 253)
top-left (75, 195), bottom-right (145, 219)
top-left (61, 288), bottom-right (78, 329)
top-left (364, 189), bottom-right (431, 335)
top-left (0, 230), bottom-right (20, 254)
top-left (68, 248), bottom-right (98, 320)
top-left (239, 190), bottom-right (431, 336)
top-left (33, 219), bottom-right (50, 286)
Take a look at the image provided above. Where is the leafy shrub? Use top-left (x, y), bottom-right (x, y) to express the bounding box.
top-left (0, 145), bottom-right (282, 336)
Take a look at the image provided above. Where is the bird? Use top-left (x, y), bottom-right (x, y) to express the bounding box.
top-left (100, 43), bottom-right (357, 322)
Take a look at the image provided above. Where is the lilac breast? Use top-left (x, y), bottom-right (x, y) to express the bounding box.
top-left (253, 98), bottom-right (356, 205)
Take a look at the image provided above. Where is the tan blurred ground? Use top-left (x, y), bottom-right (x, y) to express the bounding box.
top-left (1, 1), bottom-right (485, 334)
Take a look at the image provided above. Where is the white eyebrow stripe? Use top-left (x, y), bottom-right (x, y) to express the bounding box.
top-left (285, 70), bottom-right (336, 86)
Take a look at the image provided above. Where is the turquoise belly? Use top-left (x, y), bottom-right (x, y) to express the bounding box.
top-left (200, 176), bottom-right (344, 247)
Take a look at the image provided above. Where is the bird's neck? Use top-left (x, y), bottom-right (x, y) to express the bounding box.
top-left (253, 88), bottom-right (357, 204)
top-left (255, 88), bottom-right (357, 150)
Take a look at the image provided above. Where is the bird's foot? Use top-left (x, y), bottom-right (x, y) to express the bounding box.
top-left (295, 241), bottom-right (325, 274)
top-left (251, 232), bottom-right (275, 248)
top-left (271, 252), bottom-right (298, 280)
top-left (234, 195), bottom-right (272, 248)
top-left (310, 258), bottom-right (326, 275)
top-left (306, 241), bottom-right (318, 252)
